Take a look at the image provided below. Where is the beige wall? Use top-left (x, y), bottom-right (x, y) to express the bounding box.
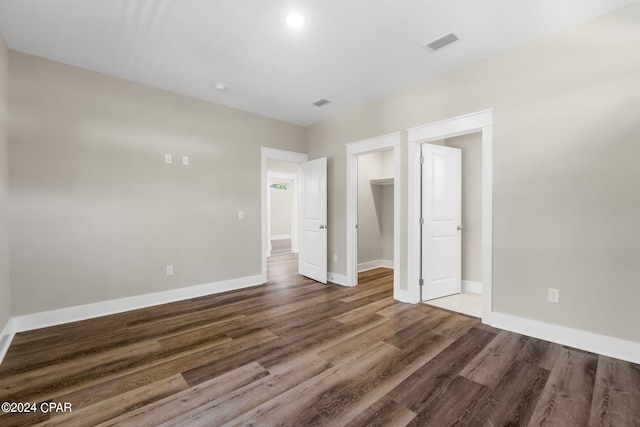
top-left (307, 4), bottom-right (640, 342)
top-left (8, 51), bottom-right (306, 316)
top-left (0, 34), bottom-right (9, 333)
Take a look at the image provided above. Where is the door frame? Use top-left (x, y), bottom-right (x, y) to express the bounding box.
top-left (261, 147), bottom-right (308, 283)
top-left (346, 132), bottom-right (401, 295)
top-left (407, 110), bottom-right (494, 323)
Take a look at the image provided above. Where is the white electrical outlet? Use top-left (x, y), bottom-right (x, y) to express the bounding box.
top-left (333, 253), bottom-right (338, 262)
top-left (165, 154), bottom-right (172, 164)
top-left (238, 211), bottom-right (244, 220)
top-left (166, 265), bottom-right (174, 276)
top-left (548, 288), bottom-right (559, 303)
top-left (182, 156), bottom-right (189, 166)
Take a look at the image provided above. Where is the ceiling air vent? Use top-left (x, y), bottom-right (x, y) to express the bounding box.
top-left (312, 98), bottom-right (331, 107)
top-left (423, 32), bottom-right (461, 53)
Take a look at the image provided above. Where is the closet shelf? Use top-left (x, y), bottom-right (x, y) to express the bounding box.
top-left (370, 178), bottom-right (394, 186)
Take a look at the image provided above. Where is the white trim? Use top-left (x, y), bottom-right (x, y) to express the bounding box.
top-left (358, 260), bottom-right (381, 272)
top-left (346, 132), bottom-right (401, 156)
top-left (11, 274), bottom-right (264, 333)
top-left (263, 156), bottom-right (270, 262)
top-left (392, 143), bottom-right (402, 301)
top-left (328, 272), bottom-right (351, 287)
top-left (462, 280), bottom-right (482, 294)
top-left (0, 318), bottom-right (15, 366)
top-left (491, 312), bottom-right (640, 365)
top-left (405, 138), bottom-right (422, 304)
top-left (358, 259), bottom-right (394, 272)
top-left (407, 109), bottom-right (493, 142)
top-left (271, 234), bottom-right (292, 241)
top-left (346, 153), bottom-right (358, 285)
top-left (481, 125), bottom-right (493, 322)
top-left (407, 110), bottom-right (494, 321)
top-left (267, 171), bottom-right (298, 181)
top-left (261, 147), bottom-right (307, 164)
top-left (345, 133), bottom-right (402, 300)
top-left (261, 147), bottom-right (308, 281)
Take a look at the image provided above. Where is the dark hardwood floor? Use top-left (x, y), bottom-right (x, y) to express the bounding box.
top-left (1, 239), bottom-right (639, 426)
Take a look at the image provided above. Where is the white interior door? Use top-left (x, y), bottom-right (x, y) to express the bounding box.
top-left (422, 144), bottom-right (462, 300)
top-left (299, 157), bottom-right (327, 283)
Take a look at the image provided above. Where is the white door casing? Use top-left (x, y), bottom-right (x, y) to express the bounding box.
top-left (299, 157), bottom-right (328, 283)
top-left (421, 144), bottom-right (462, 300)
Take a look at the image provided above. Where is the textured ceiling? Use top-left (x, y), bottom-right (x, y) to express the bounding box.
top-left (0, 0), bottom-right (637, 126)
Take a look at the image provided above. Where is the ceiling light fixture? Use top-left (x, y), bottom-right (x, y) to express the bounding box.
top-left (215, 82), bottom-right (228, 91)
top-left (283, 10), bottom-right (306, 28)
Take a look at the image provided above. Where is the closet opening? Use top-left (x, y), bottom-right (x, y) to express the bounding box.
top-left (356, 150), bottom-right (395, 276)
top-left (345, 133), bottom-right (401, 297)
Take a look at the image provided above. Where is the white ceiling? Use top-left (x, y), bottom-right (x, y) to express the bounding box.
top-left (0, 0), bottom-right (636, 126)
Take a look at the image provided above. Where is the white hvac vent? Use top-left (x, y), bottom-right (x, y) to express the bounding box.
top-left (423, 32), bottom-right (461, 53)
top-left (312, 98), bottom-right (331, 107)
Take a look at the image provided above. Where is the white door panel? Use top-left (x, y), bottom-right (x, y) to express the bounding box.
top-left (422, 144), bottom-right (461, 300)
top-left (299, 157), bottom-right (327, 283)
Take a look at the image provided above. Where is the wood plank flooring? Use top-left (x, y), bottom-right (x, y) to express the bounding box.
top-left (1, 240), bottom-right (639, 426)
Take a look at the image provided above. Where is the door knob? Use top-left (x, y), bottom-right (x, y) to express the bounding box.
top-left (457, 225), bottom-right (463, 230)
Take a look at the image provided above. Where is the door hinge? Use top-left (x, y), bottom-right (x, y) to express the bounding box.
top-left (419, 217), bottom-right (424, 226)
top-left (420, 156), bottom-right (424, 164)
top-left (419, 278), bottom-right (424, 287)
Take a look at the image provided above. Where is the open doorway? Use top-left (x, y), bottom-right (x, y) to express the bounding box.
top-left (407, 109), bottom-right (493, 324)
top-left (267, 160), bottom-right (299, 257)
top-left (261, 147), bottom-right (328, 284)
top-left (346, 133), bottom-right (401, 295)
top-left (357, 150), bottom-right (394, 273)
top-left (260, 147), bottom-right (307, 283)
top-left (420, 134), bottom-right (483, 317)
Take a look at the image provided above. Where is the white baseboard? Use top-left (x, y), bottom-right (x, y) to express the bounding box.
top-left (380, 259), bottom-right (394, 269)
top-left (0, 318), bottom-right (15, 366)
top-left (358, 259), bottom-right (394, 272)
top-left (328, 272), bottom-right (351, 287)
top-left (462, 280), bottom-right (482, 294)
top-left (490, 312), bottom-right (640, 365)
top-left (11, 274), bottom-right (265, 334)
top-left (270, 235), bottom-right (291, 241)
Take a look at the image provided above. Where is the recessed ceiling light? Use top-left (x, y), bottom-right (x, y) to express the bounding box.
top-left (215, 82), bottom-right (228, 91)
top-left (283, 10), bottom-right (306, 28)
